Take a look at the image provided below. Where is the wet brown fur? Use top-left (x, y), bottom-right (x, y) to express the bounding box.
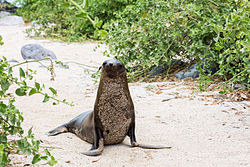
top-left (47, 59), bottom-right (171, 156)
top-left (94, 64), bottom-right (134, 145)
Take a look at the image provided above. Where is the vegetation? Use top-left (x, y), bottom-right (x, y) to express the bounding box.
top-left (0, 36), bottom-right (3, 46)
top-left (16, 0), bottom-right (134, 41)
top-left (0, 0), bottom-right (249, 165)
top-left (103, 0), bottom-right (249, 89)
top-left (0, 36), bottom-right (73, 166)
top-left (16, 0), bottom-right (249, 90)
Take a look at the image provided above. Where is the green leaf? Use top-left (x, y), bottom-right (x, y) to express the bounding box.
top-left (1, 80), bottom-right (10, 92)
top-left (47, 156), bottom-right (57, 166)
top-left (0, 136), bottom-right (7, 143)
top-left (61, 2), bottom-right (70, 8)
top-left (40, 156), bottom-right (48, 160)
top-left (45, 148), bottom-right (51, 156)
top-left (29, 88), bottom-right (37, 96)
top-left (15, 88), bottom-right (26, 96)
top-left (99, 30), bottom-right (107, 39)
top-left (76, 12), bottom-right (87, 18)
top-left (19, 67), bottom-right (25, 78)
top-left (43, 93), bottom-right (50, 103)
top-left (27, 128), bottom-right (33, 138)
top-left (35, 82), bottom-right (40, 90)
top-left (0, 143), bottom-right (4, 152)
top-left (49, 87), bottom-right (57, 95)
top-left (32, 154), bottom-right (41, 164)
top-left (93, 29), bottom-right (99, 38)
top-left (94, 21), bottom-right (103, 29)
top-left (83, 0), bottom-right (89, 9)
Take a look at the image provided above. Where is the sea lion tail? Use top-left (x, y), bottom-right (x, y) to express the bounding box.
top-left (46, 125), bottom-right (68, 136)
top-left (131, 142), bottom-right (171, 149)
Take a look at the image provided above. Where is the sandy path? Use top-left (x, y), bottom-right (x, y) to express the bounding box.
top-left (0, 25), bottom-right (249, 167)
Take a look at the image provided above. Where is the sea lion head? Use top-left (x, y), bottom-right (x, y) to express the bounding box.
top-left (100, 59), bottom-right (126, 79)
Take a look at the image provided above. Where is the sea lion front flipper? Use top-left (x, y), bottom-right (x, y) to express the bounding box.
top-left (46, 125), bottom-right (68, 136)
top-left (82, 138), bottom-right (104, 156)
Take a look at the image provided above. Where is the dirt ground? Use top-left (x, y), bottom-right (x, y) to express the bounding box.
top-left (0, 25), bottom-right (249, 167)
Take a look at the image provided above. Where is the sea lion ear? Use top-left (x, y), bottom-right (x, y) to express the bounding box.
top-left (98, 66), bottom-right (102, 71)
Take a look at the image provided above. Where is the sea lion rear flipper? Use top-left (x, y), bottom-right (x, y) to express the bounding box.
top-left (46, 110), bottom-right (93, 137)
top-left (131, 142), bottom-right (171, 149)
top-left (46, 125), bottom-right (68, 136)
top-left (81, 138), bottom-right (104, 156)
top-left (128, 123), bottom-right (171, 149)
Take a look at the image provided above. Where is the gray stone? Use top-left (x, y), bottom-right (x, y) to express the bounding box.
top-left (174, 64), bottom-right (200, 79)
top-left (148, 59), bottom-right (184, 78)
top-left (0, 57), bottom-right (18, 63)
top-left (174, 56), bottom-right (219, 80)
top-left (0, 15), bottom-right (24, 26)
top-left (148, 65), bottom-right (168, 78)
top-left (0, 1), bottom-right (18, 12)
top-left (4, 0), bottom-right (21, 7)
top-left (0, 11), bottom-right (10, 18)
top-left (21, 44), bottom-right (57, 60)
top-left (8, 59), bottom-right (18, 63)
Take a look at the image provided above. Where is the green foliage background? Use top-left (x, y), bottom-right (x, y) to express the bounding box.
top-left (104, 0), bottom-right (249, 88)
top-left (15, 0), bottom-right (250, 87)
top-left (16, 0), bottom-right (135, 41)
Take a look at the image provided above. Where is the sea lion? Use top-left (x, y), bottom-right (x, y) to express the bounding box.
top-left (47, 59), bottom-right (171, 156)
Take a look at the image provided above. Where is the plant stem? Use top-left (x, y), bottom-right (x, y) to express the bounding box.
top-left (224, 68), bottom-right (247, 84)
top-left (63, 61), bottom-right (98, 69)
top-left (9, 58), bottom-right (53, 69)
top-left (69, 0), bottom-right (95, 25)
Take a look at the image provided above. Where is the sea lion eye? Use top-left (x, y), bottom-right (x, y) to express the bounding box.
top-left (103, 62), bottom-right (107, 66)
top-left (118, 64), bottom-right (123, 68)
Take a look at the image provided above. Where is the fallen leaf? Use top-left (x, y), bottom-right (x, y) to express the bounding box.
top-left (155, 90), bottom-right (163, 94)
top-left (92, 158), bottom-right (101, 163)
top-left (221, 110), bottom-right (229, 114)
top-left (240, 93), bottom-right (247, 99)
top-left (162, 98), bottom-right (171, 102)
top-left (235, 111), bottom-right (244, 115)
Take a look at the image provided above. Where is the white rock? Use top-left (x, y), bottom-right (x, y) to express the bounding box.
top-left (0, 15), bottom-right (24, 26)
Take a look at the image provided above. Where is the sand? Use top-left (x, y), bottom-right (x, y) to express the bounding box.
top-left (0, 25), bottom-right (249, 167)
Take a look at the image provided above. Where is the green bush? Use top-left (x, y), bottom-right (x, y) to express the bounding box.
top-left (0, 55), bottom-right (72, 166)
top-left (104, 0), bottom-right (249, 88)
top-left (204, 2), bottom-right (249, 88)
top-left (16, 0), bottom-right (135, 41)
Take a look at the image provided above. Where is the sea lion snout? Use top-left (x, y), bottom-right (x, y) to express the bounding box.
top-left (103, 59), bottom-right (123, 68)
top-left (107, 62), bottom-right (113, 67)
top-left (102, 59), bottom-right (126, 78)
